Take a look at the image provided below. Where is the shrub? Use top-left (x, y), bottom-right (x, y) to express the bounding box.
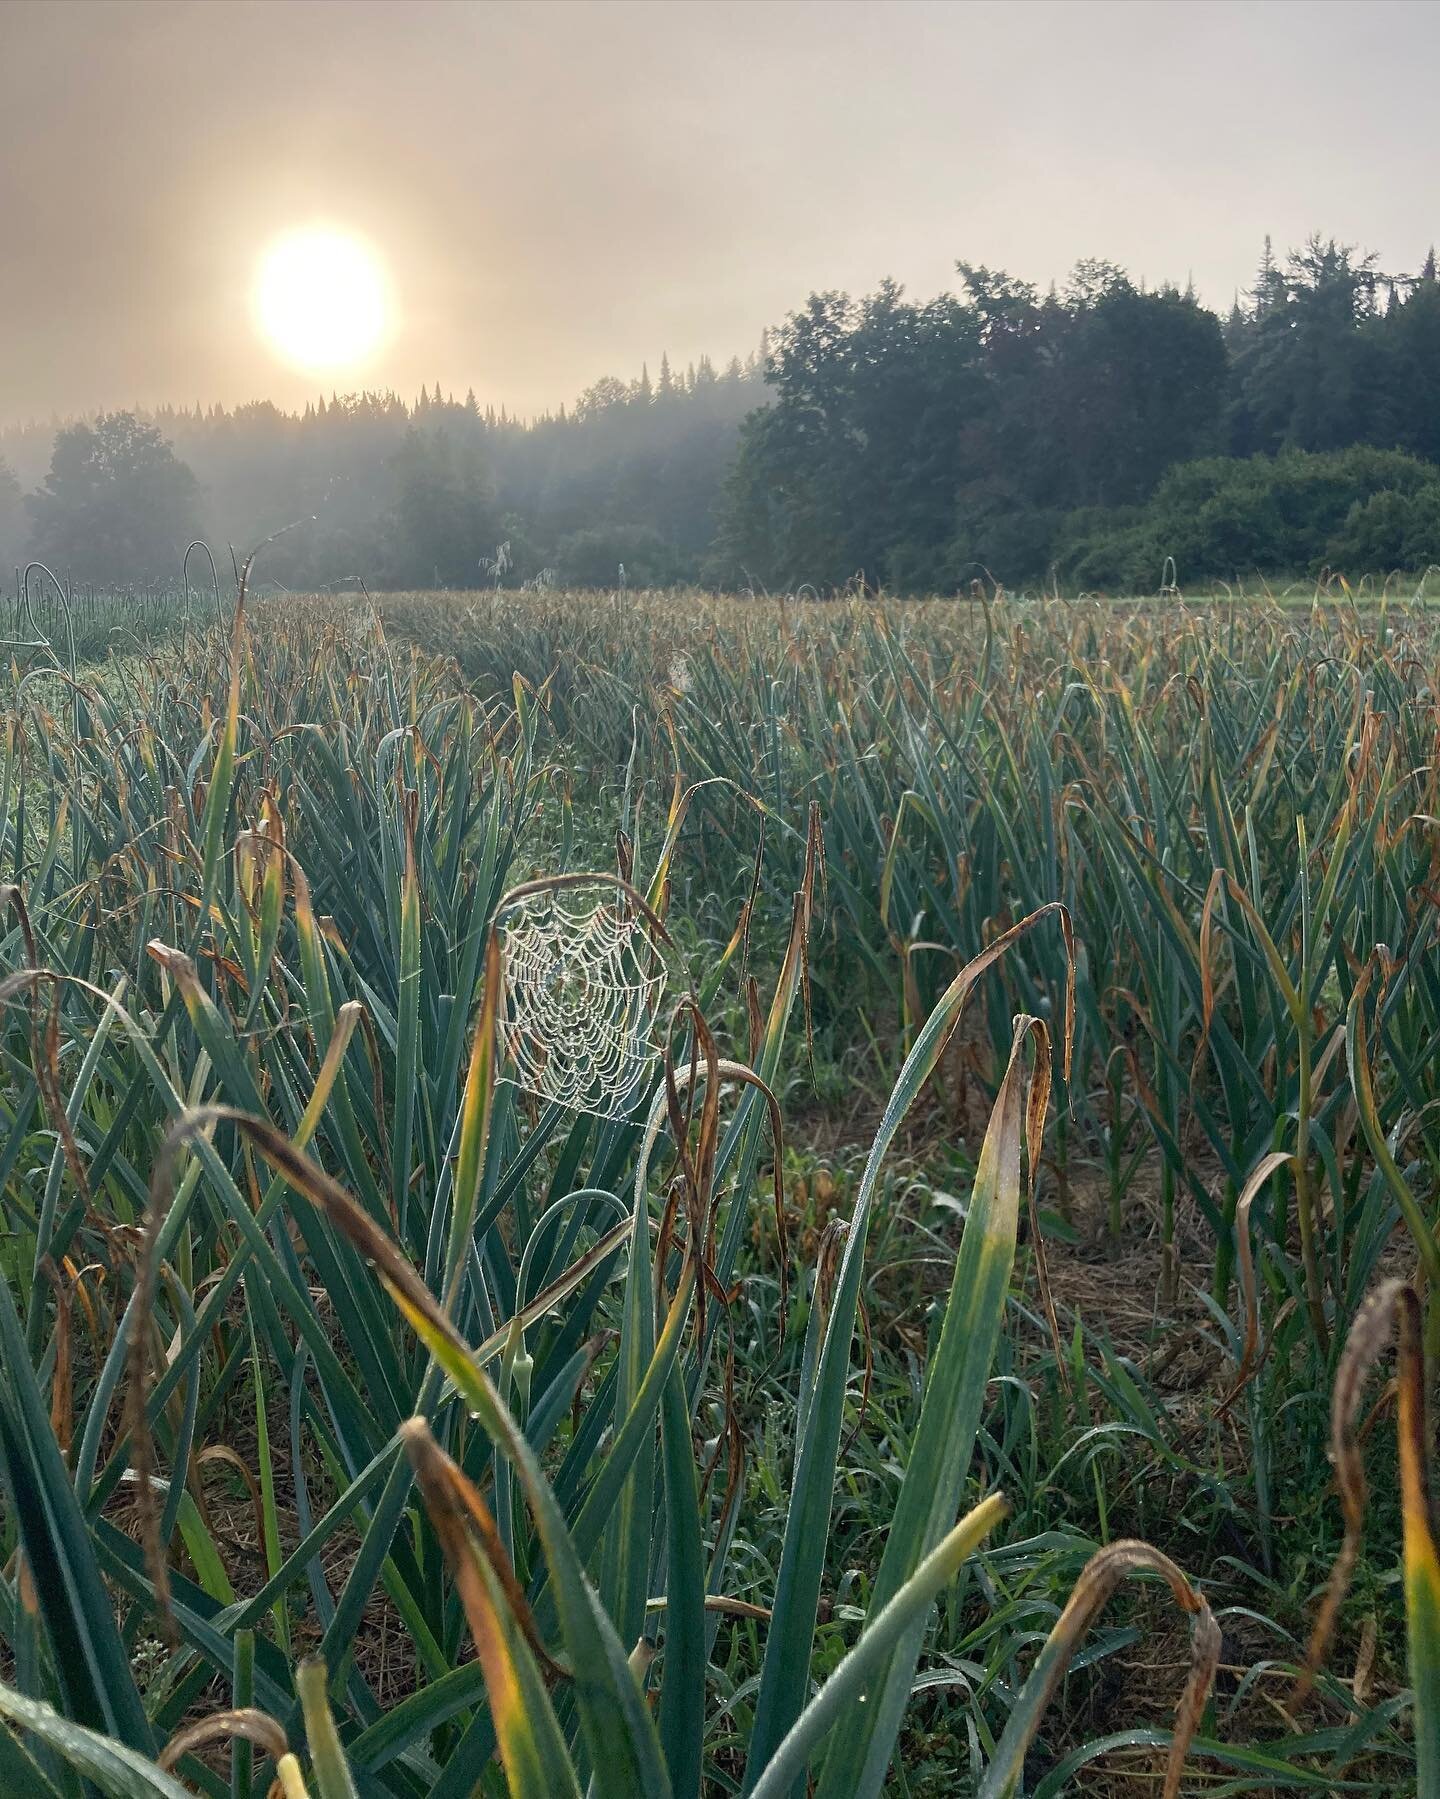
top-left (1058, 445), bottom-right (1440, 587)
top-left (556, 522), bottom-right (679, 587)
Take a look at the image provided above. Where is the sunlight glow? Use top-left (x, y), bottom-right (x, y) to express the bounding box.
top-left (253, 227), bottom-right (389, 373)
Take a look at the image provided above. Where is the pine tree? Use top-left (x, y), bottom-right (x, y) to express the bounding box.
top-left (1252, 234), bottom-right (1283, 317)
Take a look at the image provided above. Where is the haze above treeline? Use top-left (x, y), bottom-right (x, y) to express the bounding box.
top-left (5, 236), bottom-right (1440, 596)
top-left (7, 0), bottom-right (1440, 420)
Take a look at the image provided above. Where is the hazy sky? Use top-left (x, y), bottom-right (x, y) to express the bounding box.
top-left (4, 0), bottom-right (1439, 423)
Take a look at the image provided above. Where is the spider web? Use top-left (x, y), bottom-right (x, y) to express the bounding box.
top-left (497, 888), bottom-right (668, 1118)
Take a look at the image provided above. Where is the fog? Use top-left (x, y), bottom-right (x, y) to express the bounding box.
top-left (3, 0), bottom-right (1438, 421)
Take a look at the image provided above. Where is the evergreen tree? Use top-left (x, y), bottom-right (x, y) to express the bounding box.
top-left (389, 425), bottom-right (497, 587)
top-left (1252, 234), bottom-right (1283, 317)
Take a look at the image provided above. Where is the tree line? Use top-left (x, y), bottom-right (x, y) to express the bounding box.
top-left (722, 238), bottom-right (1440, 590)
top-left (0, 351), bottom-right (763, 593)
top-left (5, 235), bottom-right (1440, 595)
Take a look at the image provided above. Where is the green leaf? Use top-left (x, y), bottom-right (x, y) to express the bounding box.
top-left (749, 1495), bottom-right (1007, 1799)
top-left (0, 1677), bottom-right (189, 1799)
top-left (814, 1019), bottom-right (1046, 1798)
top-left (658, 1364), bottom-right (705, 1799)
top-left (402, 1420), bottom-right (581, 1799)
top-left (0, 1273), bottom-right (153, 1752)
top-left (295, 1660), bottom-right (359, 1799)
top-left (743, 904), bottom-right (1072, 1791)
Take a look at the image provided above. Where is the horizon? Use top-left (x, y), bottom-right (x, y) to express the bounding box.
top-left (0, 345), bottom-right (765, 437)
top-left (0, 240), bottom-right (1423, 443)
top-left (5, 0), bottom-right (1440, 426)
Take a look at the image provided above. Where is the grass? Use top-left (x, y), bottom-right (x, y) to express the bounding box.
top-left (0, 579), bottom-right (1434, 1795)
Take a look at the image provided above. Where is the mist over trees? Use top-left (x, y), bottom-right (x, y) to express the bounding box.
top-left (0, 459), bottom-right (22, 575)
top-left (0, 353), bottom-right (764, 592)
top-left (5, 236), bottom-right (1440, 593)
top-left (25, 413), bottom-right (201, 584)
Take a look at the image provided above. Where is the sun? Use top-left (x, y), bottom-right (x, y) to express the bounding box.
top-left (253, 227), bottom-right (390, 373)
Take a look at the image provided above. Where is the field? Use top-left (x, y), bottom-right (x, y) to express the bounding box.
top-left (0, 577), bottom-right (1436, 1797)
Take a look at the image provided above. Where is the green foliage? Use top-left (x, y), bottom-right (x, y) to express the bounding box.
top-left (0, 457), bottom-right (23, 571)
top-left (1326, 483), bottom-right (1440, 572)
top-left (718, 237), bottom-right (1440, 592)
top-left (0, 361), bottom-right (764, 591)
top-left (388, 423), bottom-right (499, 586)
top-left (26, 413), bottom-right (201, 583)
top-left (0, 584), bottom-right (1437, 1797)
top-left (1060, 445), bottom-right (1440, 589)
top-left (1228, 236), bottom-right (1397, 456)
top-left (0, 594), bottom-right (1075, 1797)
top-left (718, 266), bottom-right (1227, 590)
top-left (556, 522), bottom-right (678, 588)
